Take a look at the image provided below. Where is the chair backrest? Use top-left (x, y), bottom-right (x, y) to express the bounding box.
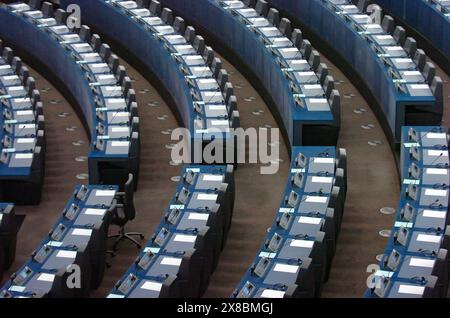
top-left (328, 90), bottom-right (341, 122)
top-left (99, 43), bottom-right (111, 61)
top-left (184, 26), bottom-right (196, 43)
top-left (211, 57), bottom-right (222, 78)
top-left (324, 75), bottom-right (334, 99)
top-left (393, 26), bottom-right (406, 46)
top-left (29, 0), bottom-right (41, 10)
top-left (11, 57), bottom-right (22, 75)
top-left (255, 0), bottom-right (269, 16)
top-left (267, 8), bottom-right (280, 27)
top-left (161, 8), bottom-right (173, 25)
top-left (300, 40), bottom-right (312, 60)
top-left (79, 25), bottom-right (91, 42)
top-left (136, 0), bottom-right (150, 8)
top-left (2, 47), bottom-right (13, 64)
top-left (243, 0), bottom-right (256, 8)
top-left (431, 76), bottom-right (443, 100)
top-left (193, 35), bottom-right (206, 55)
top-left (381, 15), bottom-right (394, 34)
top-left (224, 82), bottom-right (234, 104)
top-left (90, 34), bottom-right (102, 52)
top-left (291, 28), bottom-right (302, 49)
top-left (217, 69), bottom-right (229, 89)
top-left (55, 9), bottom-right (69, 25)
top-left (279, 18), bottom-right (292, 38)
top-left (109, 54), bottom-right (120, 75)
top-left (413, 49), bottom-right (426, 71)
top-left (123, 174), bottom-right (136, 221)
top-left (308, 50), bottom-right (320, 72)
top-left (227, 95), bottom-right (238, 113)
top-left (357, 0), bottom-right (370, 13)
top-left (422, 62), bottom-right (436, 84)
top-left (403, 37), bottom-right (417, 57)
top-left (318, 63), bottom-right (329, 85)
top-left (203, 46), bottom-right (215, 66)
top-left (150, 0), bottom-right (162, 15)
top-left (0, 39), bottom-right (2, 53)
top-left (41, 1), bottom-right (54, 17)
top-left (173, 17), bottom-right (185, 34)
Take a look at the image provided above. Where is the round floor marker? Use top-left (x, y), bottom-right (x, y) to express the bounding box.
top-left (170, 160), bottom-right (182, 166)
top-left (165, 144), bottom-right (176, 150)
top-left (379, 229), bottom-right (392, 238)
top-left (376, 254), bottom-right (384, 262)
top-left (344, 94), bottom-right (353, 99)
top-left (41, 87), bottom-right (51, 93)
top-left (75, 156), bottom-right (88, 162)
top-left (76, 173), bottom-right (89, 180)
top-left (361, 124), bottom-right (375, 130)
top-left (50, 99), bottom-right (62, 105)
top-left (57, 112), bottom-right (70, 118)
top-left (263, 124), bottom-right (272, 129)
top-left (380, 207), bottom-right (396, 215)
top-left (171, 176), bottom-right (181, 183)
top-left (368, 140), bottom-right (383, 146)
top-left (65, 126), bottom-right (77, 132)
top-left (72, 140), bottom-right (85, 146)
top-left (157, 115), bottom-right (168, 120)
top-left (148, 101), bottom-right (160, 107)
top-left (139, 88), bottom-right (151, 94)
top-left (244, 98), bottom-right (253, 102)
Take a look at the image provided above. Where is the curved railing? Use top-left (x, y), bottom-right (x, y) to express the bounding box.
top-left (0, 39), bottom-right (44, 205)
top-left (0, 2), bottom-right (140, 188)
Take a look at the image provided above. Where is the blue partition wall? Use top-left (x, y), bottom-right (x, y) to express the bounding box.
top-left (59, 0), bottom-right (239, 163)
top-left (157, 0), bottom-right (340, 147)
top-left (0, 3), bottom-right (140, 188)
top-left (267, 0), bottom-right (443, 143)
top-left (372, 0), bottom-right (450, 63)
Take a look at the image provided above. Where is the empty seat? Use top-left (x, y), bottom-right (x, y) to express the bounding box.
top-left (300, 40), bottom-right (312, 60)
top-left (109, 54), bottom-right (120, 75)
top-left (99, 44), bottom-right (111, 61)
top-left (243, 0), bottom-right (256, 8)
top-left (193, 35), bottom-right (206, 55)
top-left (173, 17), bottom-right (185, 34)
top-left (136, 0), bottom-right (150, 7)
top-left (308, 50), bottom-right (320, 72)
top-left (161, 8), bottom-right (174, 25)
top-left (11, 57), bottom-right (22, 75)
top-left (149, 0), bottom-right (162, 15)
top-left (318, 63), bottom-right (329, 86)
top-left (422, 62), bottom-right (436, 84)
top-left (291, 28), bottom-right (303, 49)
top-left (90, 34), bottom-right (102, 52)
top-left (255, 0), bottom-right (269, 16)
top-left (2, 47), bottom-right (13, 64)
top-left (55, 9), bottom-right (68, 25)
top-left (431, 76), bottom-right (443, 100)
top-left (267, 8), bottom-right (280, 27)
top-left (29, 0), bottom-right (41, 10)
top-left (184, 26), bottom-right (196, 43)
top-left (357, 0), bottom-right (370, 13)
top-left (381, 15), bottom-right (394, 34)
top-left (393, 26), bottom-right (406, 46)
top-left (41, 1), bottom-right (54, 17)
top-left (203, 46), bottom-right (215, 66)
top-left (217, 69), bottom-right (229, 90)
top-left (79, 25), bottom-right (91, 42)
top-left (211, 58), bottom-right (222, 78)
top-left (403, 37), bottom-right (417, 57)
top-left (324, 75), bottom-right (335, 98)
top-left (279, 18), bottom-right (292, 38)
top-left (413, 49), bottom-right (426, 71)
top-left (329, 90), bottom-right (341, 122)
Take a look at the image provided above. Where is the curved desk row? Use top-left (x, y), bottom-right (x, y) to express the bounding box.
top-left (267, 0), bottom-right (443, 144)
top-left (0, 203), bottom-right (16, 282)
top-left (0, 185), bottom-right (119, 298)
top-left (0, 40), bottom-right (44, 205)
top-left (365, 126), bottom-right (450, 298)
top-left (59, 0), bottom-right (240, 164)
top-left (107, 165), bottom-right (235, 298)
top-left (157, 0), bottom-right (340, 147)
top-left (232, 146), bottom-right (347, 298)
top-left (372, 0), bottom-right (450, 64)
top-left (0, 1), bottom-right (140, 188)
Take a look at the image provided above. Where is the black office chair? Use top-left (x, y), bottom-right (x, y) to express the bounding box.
top-left (108, 174), bottom-right (144, 251)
